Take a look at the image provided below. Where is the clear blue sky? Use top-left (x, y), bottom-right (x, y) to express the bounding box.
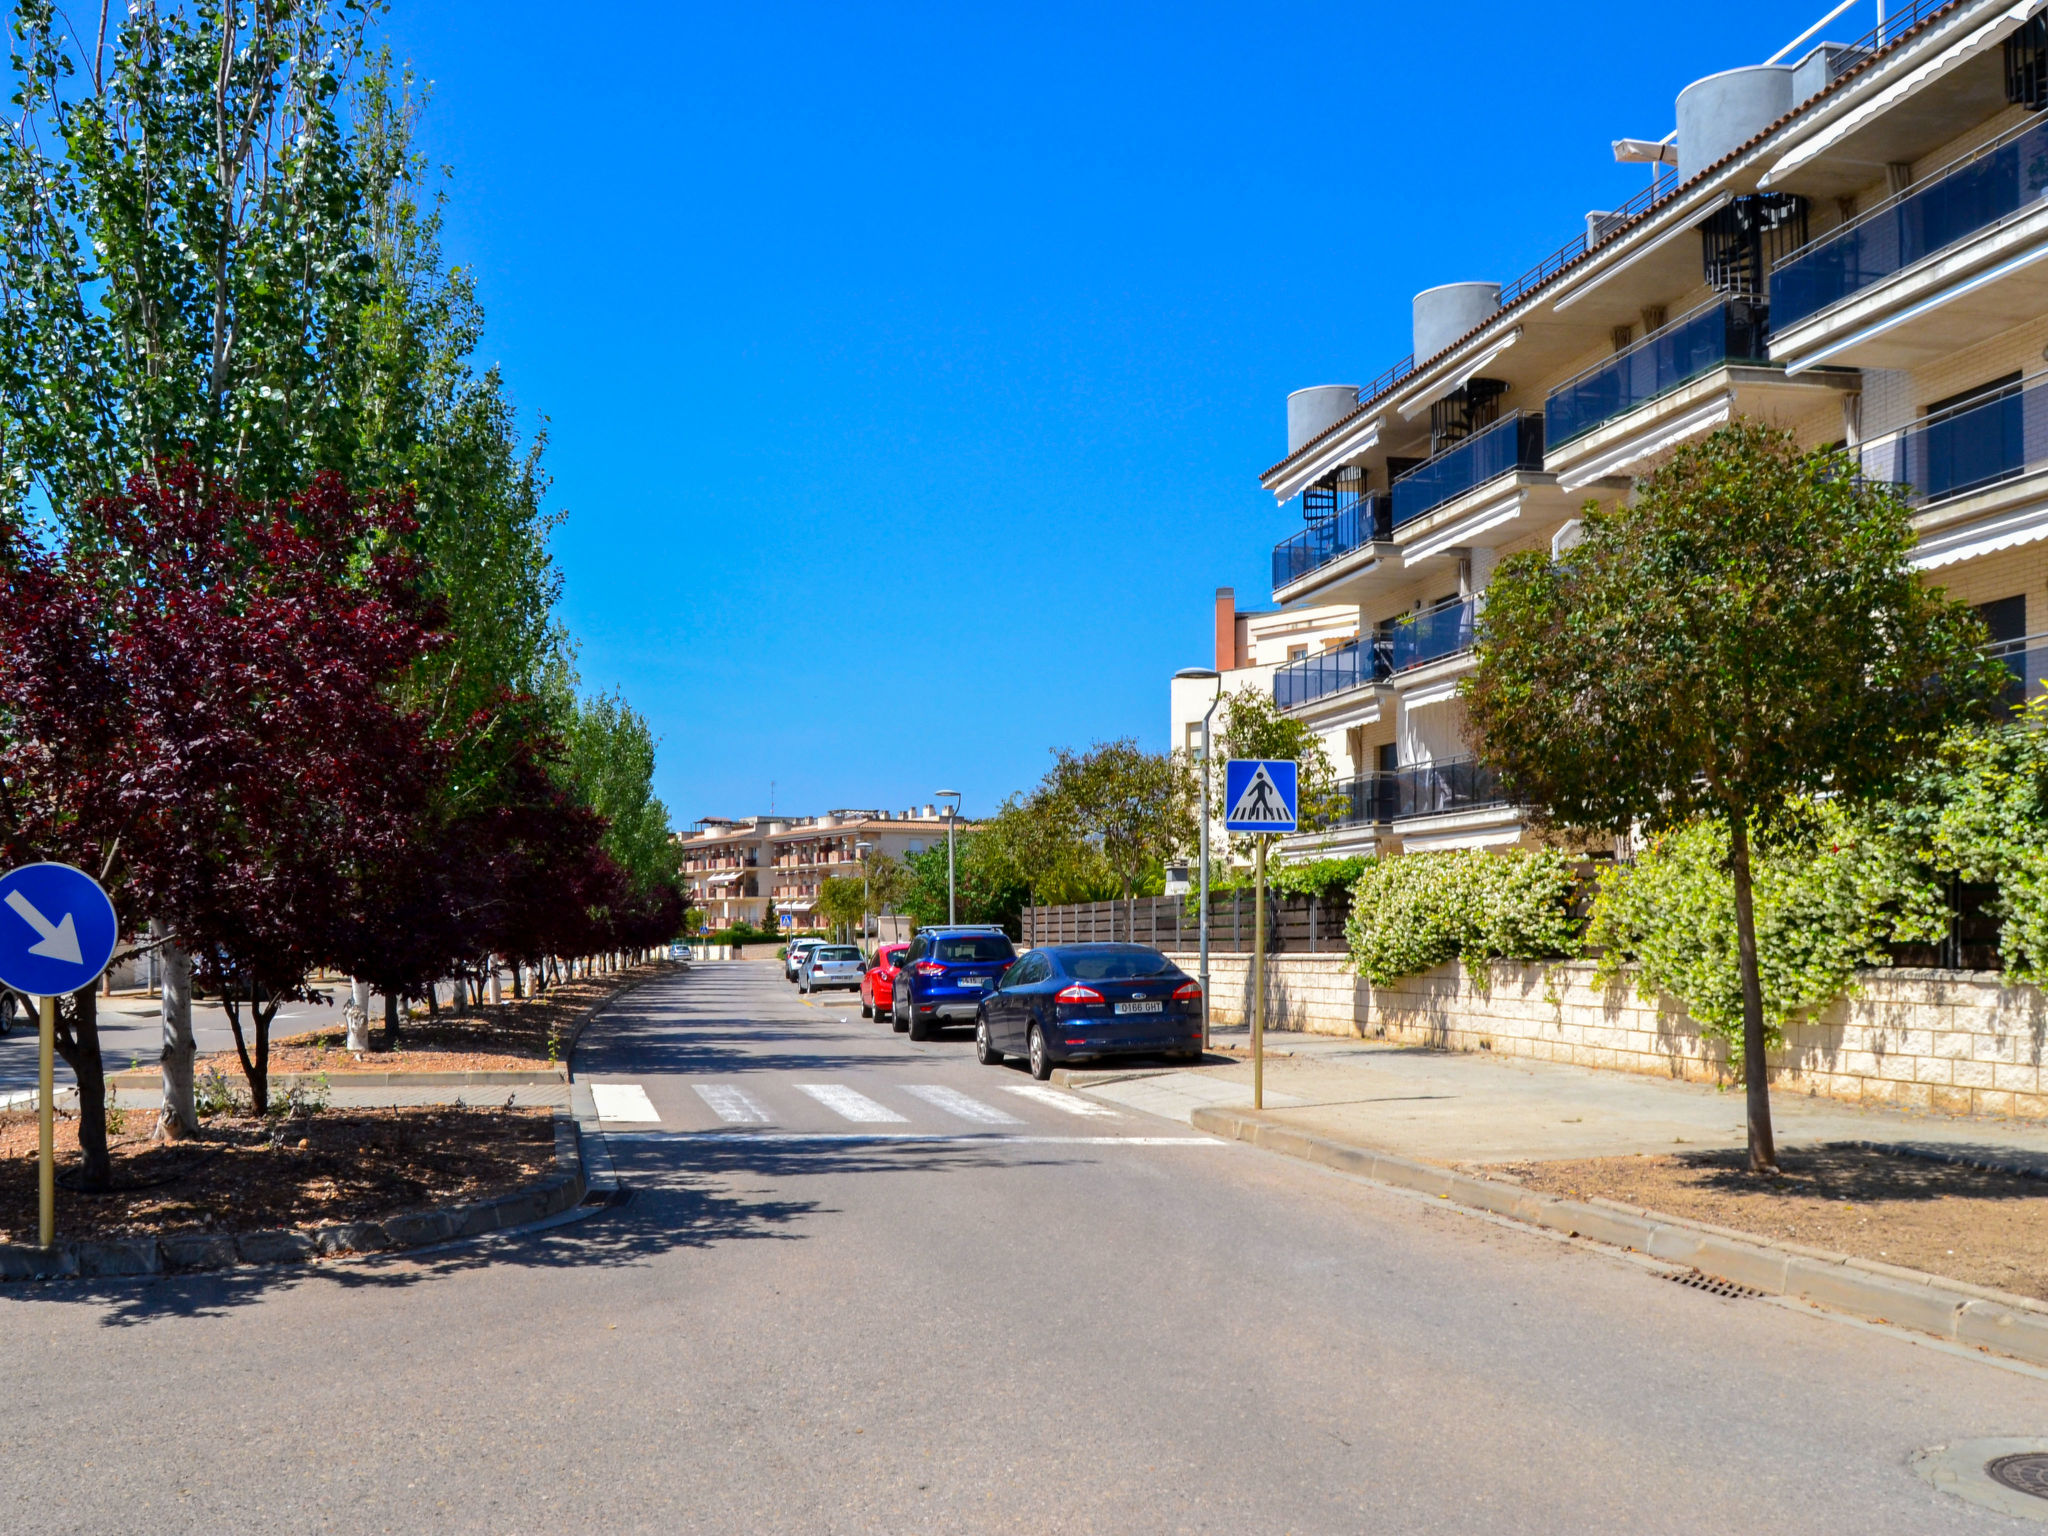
top-left (384, 0), bottom-right (1830, 825)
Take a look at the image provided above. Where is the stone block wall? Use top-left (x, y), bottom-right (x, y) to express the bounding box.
top-left (1175, 952), bottom-right (2048, 1121)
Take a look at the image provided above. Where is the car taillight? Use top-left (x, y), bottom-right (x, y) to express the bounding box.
top-left (1173, 980), bottom-right (1202, 1001)
top-left (915, 962), bottom-right (946, 977)
top-left (1055, 984), bottom-right (1104, 1005)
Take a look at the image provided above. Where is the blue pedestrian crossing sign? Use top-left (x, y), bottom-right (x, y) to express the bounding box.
top-left (0, 863), bottom-right (119, 1000)
top-left (1224, 759), bottom-right (1298, 833)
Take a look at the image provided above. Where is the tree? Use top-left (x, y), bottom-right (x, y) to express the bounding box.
top-left (897, 838), bottom-right (1029, 936)
top-left (815, 877), bottom-right (866, 942)
top-left (1043, 741), bottom-right (1187, 918)
top-left (1199, 687), bottom-right (1343, 861)
top-left (1464, 422), bottom-right (2007, 1170)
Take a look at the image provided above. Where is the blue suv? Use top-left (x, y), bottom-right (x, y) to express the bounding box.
top-left (892, 926), bottom-right (1017, 1040)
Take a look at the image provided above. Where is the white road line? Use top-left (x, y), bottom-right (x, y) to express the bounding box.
top-left (693, 1084), bottom-right (772, 1124)
top-left (590, 1082), bottom-right (661, 1123)
top-left (1002, 1084), bottom-right (1119, 1117)
top-left (795, 1083), bottom-right (908, 1123)
top-left (603, 1131), bottom-right (1221, 1146)
top-left (901, 1083), bottom-right (1022, 1125)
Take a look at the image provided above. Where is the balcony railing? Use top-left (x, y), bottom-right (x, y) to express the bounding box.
top-left (1271, 494), bottom-right (1393, 589)
top-left (1390, 412), bottom-right (1545, 529)
top-left (1273, 638), bottom-right (1388, 710)
top-left (1859, 371), bottom-right (2048, 505)
top-left (1771, 112), bottom-right (2048, 330)
top-left (1991, 630), bottom-right (2048, 713)
top-left (1333, 758), bottom-right (1511, 826)
top-left (1545, 298), bottom-right (1771, 448)
top-left (1387, 595), bottom-right (1476, 673)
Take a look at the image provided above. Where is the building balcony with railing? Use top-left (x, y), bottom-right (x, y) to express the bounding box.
top-left (1271, 492), bottom-right (1394, 595)
top-left (1272, 596), bottom-right (1478, 713)
top-left (1332, 758), bottom-right (1512, 829)
top-left (1859, 369), bottom-right (2048, 569)
top-left (1390, 412), bottom-right (1546, 532)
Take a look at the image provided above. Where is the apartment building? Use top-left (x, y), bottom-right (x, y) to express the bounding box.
top-left (1179, 0), bottom-right (2048, 857)
top-left (679, 816), bottom-right (774, 930)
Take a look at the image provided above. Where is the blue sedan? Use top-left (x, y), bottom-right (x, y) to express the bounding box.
top-left (974, 944), bottom-right (1203, 1080)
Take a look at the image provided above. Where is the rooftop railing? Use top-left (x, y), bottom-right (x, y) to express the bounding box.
top-left (1771, 110), bottom-right (2048, 330)
top-left (1333, 758), bottom-right (1511, 826)
top-left (1858, 369), bottom-right (2048, 505)
top-left (1387, 595), bottom-right (1478, 673)
top-left (1271, 494), bottom-right (1394, 590)
top-left (1390, 412), bottom-right (1546, 528)
top-left (1545, 297), bottom-right (1772, 448)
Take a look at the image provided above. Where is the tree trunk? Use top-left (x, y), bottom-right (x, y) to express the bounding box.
top-left (345, 978), bottom-right (370, 1052)
top-left (1728, 815), bottom-right (1778, 1173)
top-left (425, 982), bottom-right (439, 1017)
top-left (153, 921), bottom-right (197, 1140)
top-left (382, 989), bottom-right (402, 1052)
top-left (490, 961), bottom-right (502, 1006)
top-left (222, 975), bottom-right (273, 1116)
top-left (55, 985), bottom-right (111, 1190)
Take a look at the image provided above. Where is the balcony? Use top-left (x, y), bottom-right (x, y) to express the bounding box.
top-left (1271, 494), bottom-right (1393, 590)
top-left (1990, 630), bottom-right (2048, 712)
top-left (1273, 638), bottom-right (1388, 710)
top-left (1545, 299), bottom-right (1771, 449)
top-left (1387, 595), bottom-right (1477, 673)
top-left (1333, 758), bottom-right (1510, 827)
top-left (1391, 413), bottom-right (1545, 530)
top-left (1859, 372), bottom-right (2048, 506)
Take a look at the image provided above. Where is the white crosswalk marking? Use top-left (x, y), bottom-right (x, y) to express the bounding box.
top-left (902, 1084), bottom-right (1022, 1125)
top-left (796, 1083), bottom-right (908, 1123)
top-left (1002, 1084), bottom-right (1120, 1117)
top-left (591, 1083), bottom-right (660, 1123)
top-left (693, 1084), bottom-right (772, 1124)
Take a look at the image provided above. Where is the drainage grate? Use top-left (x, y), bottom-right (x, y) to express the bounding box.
top-left (1665, 1269), bottom-right (1762, 1300)
top-left (1989, 1455), bottom-right (2048, 1500)
top-left (580, 1186), bottom-right (632, 1209)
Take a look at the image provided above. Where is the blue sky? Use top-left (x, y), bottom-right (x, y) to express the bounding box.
top-left (383, 0), bottom-right (1838, 825)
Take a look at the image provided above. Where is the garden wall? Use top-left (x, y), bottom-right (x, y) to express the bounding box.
top-left (1175, 953), bottom-right (2048, 1121)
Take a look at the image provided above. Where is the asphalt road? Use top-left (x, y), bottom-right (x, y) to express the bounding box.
top-left (2, 961), bottom-right (2047, 1533)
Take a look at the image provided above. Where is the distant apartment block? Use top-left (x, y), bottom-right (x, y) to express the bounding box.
top-left (679, 807), bottom-right (956, 929)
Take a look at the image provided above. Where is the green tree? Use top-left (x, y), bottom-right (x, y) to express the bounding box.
top-left (1464, 422), bottom-right (2006, 1170)
top-left (1041, 740), bottom-right (1187, 916)
top-left (558, 692), bottom-right (679, 896)
top-left (898, 837), bottom-right (1029, 936)
top-left (815, 876), bottom-right (866, 942)
top-left (1198, 686), bottom-right (1343, 860)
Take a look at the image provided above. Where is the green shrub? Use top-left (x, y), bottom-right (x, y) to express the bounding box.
top-left (1344, 849), bottom-right (1580, 986)
top-left (1586, 803), bottom-right (1945, 1060)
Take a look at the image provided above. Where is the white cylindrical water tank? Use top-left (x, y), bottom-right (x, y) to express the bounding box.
top-left (1412, 282), bottom-right (1500, 362)
top-left (1675, 65), bottom-right (1794, 181)
top-left (1287, 385), bottom-right (1362, 455)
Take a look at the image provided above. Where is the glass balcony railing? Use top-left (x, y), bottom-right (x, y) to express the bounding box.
top-left (1858, 372), bottom-right (2048, 505)
top-left (1387, 595), bottom-right (1476, 672)
top-left (1390, 412), bottom-right (1545, 529)
top-left (1545, 298), bottom-right (1771, 448)
top-left (1333, 759), bottom-right (1510, 826)
top-left (1990, 631), bottom-right (2048, 714)
top-left (1771, 113), bottom-right (2048, 331)
top-left (1272, 638), bottom-right (1389, 710)
top-left (1271, 494), bottom-right (1394, 590)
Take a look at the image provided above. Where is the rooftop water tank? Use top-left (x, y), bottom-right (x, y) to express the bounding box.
top-left (1413, 282), bottom-right (1500, 362)
top-left (1287, 385), bottom-right (1362, 455)
top-left (1675, 65), bottom-right (1794, 181)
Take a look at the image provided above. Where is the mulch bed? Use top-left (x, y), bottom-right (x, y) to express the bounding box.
top-left (0, 1105), bottom-right (556, 1243)
top-left (1512, 1144), bottom-right (2048, 1301)
top-left (187, 960), bottom-right (671, 1077)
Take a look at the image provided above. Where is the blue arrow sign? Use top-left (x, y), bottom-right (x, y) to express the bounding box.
top-left (1224, 759), bottom-right (1298, 833)
top-left (0, 863), bottom-right (118, 999)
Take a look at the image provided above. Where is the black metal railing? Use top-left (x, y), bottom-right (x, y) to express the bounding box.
top-left (1271, 493), bottom-right (1394, 590)
top-left (1387, 595), bottom-right (1477, 672)
top-left (1771, 111), bottom-right (2048, 330)
top-left (1272, 637), bottom-right (1390, 710)
top-left (1859, 370), bottom-right (2048, 504)
top-left (1546, 298), bottom-right (1772, 447)
top-left (1390, 412), bottom-right (1545, 528)
top-left (1334, 758), bottom-right (1511, 825)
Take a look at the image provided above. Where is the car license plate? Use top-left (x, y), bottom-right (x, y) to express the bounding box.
top-left (1115, 1000), bottom-right (1164, 1015)
top-left (960, 976), bottom-right (988, 989)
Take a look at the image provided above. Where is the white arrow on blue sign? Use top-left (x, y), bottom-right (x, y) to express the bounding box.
top-left (1223, 759), bottom-right (1298, 833)
top-left (0, 863), bottom-right (118, 999)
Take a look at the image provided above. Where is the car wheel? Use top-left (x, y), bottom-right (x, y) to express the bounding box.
top-left (859, 1000), bottom-right (872, 1019)
top-left (907, 1010), bottom-right (933, 1042)
top-left (975, 1020), bottom-right (1003, 1066)
top-left (0, 993), bottom-right (14, 1037)
top-left (1028, 1025), bottom-right (1052, 1081)
top-left (891, 997), bottom-right (908, 1033)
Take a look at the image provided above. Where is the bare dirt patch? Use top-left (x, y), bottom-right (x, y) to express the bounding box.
top-left (1514, 1144), bottom-right (2048, 1301)
top-left (0, 1106), bottom-right (555, 1243)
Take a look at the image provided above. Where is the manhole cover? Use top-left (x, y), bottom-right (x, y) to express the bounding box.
top-left (1990, 1454), bottom-right (2048, 1499)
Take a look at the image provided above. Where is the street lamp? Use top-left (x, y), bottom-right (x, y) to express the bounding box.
top-left (1174, 667), bottom-right (1224, 1050)
top-left (855, 839), bottom-right (873, 952)
top-left (935, 790), bottom-right (961, 924)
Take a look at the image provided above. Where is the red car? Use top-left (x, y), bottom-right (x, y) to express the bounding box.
top-left (860, 943), bottom-right (910, 1021)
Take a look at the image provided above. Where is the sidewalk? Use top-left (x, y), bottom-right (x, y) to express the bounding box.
top-left (1074, 1027), bottom-right (2048, 1172)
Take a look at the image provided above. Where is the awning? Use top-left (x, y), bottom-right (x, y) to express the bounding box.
top-left (1396, 329), bottom-right (1522, 421)
top-left (1912, 500), bottom-right (2048, 570)
top-left (1555, 392), bottom-right (1733, 491)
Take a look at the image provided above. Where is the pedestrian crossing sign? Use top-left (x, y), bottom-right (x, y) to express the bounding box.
top-left (1223, 759), bottom-right (1298, 833)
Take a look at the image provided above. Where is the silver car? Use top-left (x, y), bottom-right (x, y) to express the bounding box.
top-left (799, 944), bottom-right (864, 994)
top-left (784, 938), bottom-right (827, 982)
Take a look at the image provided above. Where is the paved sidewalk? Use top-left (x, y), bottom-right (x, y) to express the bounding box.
top-left (1078, 1028), bottom-right (2048, 1171)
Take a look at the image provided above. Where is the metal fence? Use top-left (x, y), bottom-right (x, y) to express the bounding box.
top-left (1021, 890), bottom-right (1353, 955)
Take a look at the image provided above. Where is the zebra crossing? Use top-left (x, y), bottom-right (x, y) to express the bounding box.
top-left (599, 1075), bottom-right (1137, 1131)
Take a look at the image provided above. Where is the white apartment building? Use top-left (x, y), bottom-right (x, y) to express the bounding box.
top-left (766, 808), bottom-right (954, 927)
top-left (1179, 0), bottom-right (2048, 857)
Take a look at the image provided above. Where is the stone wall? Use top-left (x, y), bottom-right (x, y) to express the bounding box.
top-left (1175, 952), bottom-right (2048, 1121)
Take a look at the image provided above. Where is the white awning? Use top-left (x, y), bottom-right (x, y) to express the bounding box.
top-left (1913, 500), bottom-right (2048, 570)
top-left (1555, 392), bottom-right (1733, 492)
top-left (1396, 329), bottom-right (1522, 420)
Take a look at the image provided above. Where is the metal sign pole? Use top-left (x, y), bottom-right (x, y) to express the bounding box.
top-left (37, 994), bottom-right (53, 1249)
top-left (1253, 834), bottom-right (1267, 1112)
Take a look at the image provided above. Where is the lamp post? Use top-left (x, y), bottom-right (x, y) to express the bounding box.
top-left (1175, 667), bottom-right (1224, 1049)
top-left (936, 790), bottom-right (961, 924)
top-left (855, 839), bottom-right (873, 952)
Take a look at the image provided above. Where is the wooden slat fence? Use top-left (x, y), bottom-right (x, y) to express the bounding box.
top-left (1021, 890), bottom-right (1352, 955)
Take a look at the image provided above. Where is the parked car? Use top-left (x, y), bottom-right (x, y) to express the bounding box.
top-left (975, 943), bottom-right (1202, 1080)
top-left (891, 926), bottom-right (1017, 1040)
top-left (784, 938), bottom-right (827, 982)
top-left (799, 944), bottom-right (864, 994)
top-left (860, 942), bottom-right (910, 1021)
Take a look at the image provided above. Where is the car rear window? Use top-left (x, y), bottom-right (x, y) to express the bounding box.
top-left (931, 936), bottom-right (1016, 962)
top-left (817, 946), bottom-right (860, 960)
top-left (880, 947), bottom-right (908, 965)
top-left (1063, 949), bottom-right (1173, 980)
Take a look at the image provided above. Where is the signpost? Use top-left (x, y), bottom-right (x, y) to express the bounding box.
top-left (0, 863), bottom-right (119, 1248)
top-left (1223, 761), bottom-right (1298, 1110)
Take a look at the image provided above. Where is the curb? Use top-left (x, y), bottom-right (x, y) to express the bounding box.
top-left (1188, 1104), bottom-right (2048, 1368)
top-left (0, 1110), bottom-right (588, 1281)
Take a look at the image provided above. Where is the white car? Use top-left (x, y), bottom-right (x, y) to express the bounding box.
top-left (784, 938), bottom-right (827, 982)
top-left (799, 944), bottom-right (864, 994)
